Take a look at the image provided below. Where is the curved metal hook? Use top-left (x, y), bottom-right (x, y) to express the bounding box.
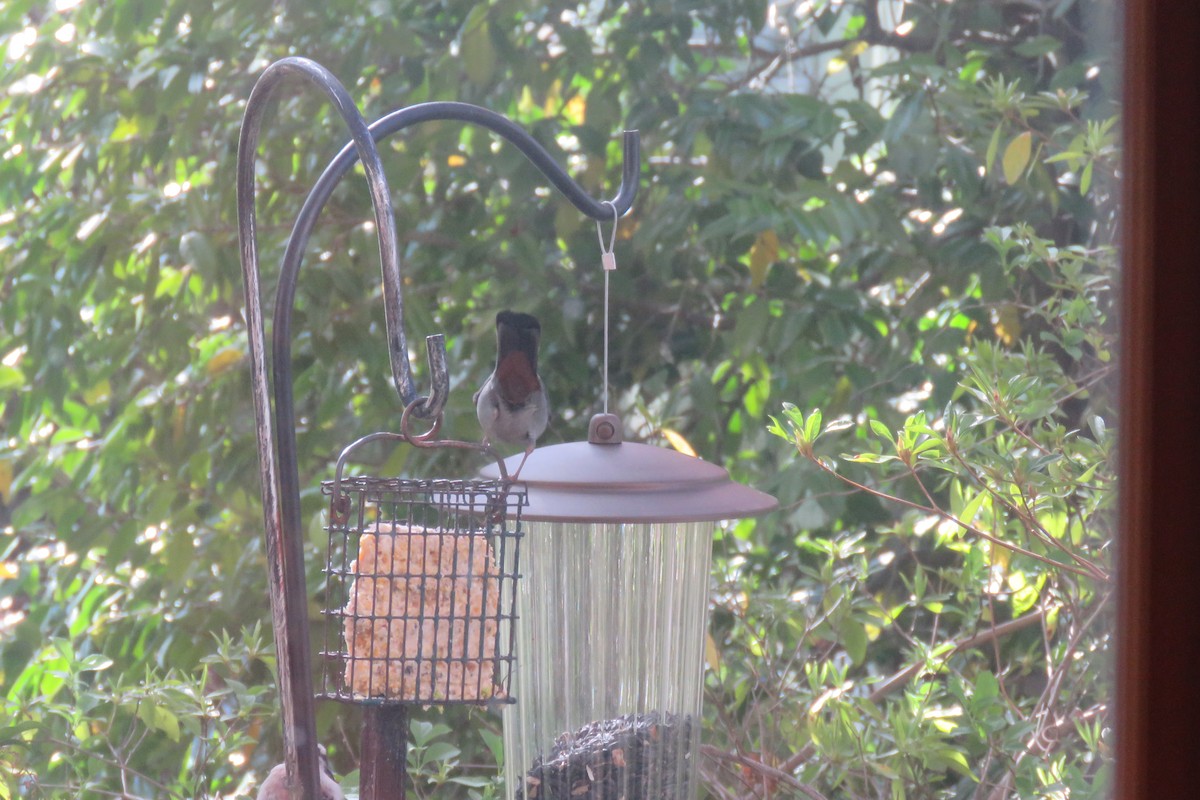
top-left (237, 55), bottom-right (402, 800)
top-left (328, 408), bottom-right (511, 522)
top-left (274, 102), bottom-right (641, 426)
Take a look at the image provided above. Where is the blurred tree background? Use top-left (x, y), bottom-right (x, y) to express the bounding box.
top-left (1, 0), bottom-right (1118, 798)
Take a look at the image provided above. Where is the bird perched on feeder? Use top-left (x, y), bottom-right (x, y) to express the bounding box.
top-left (256, 744), bottom-right (344, 800)
top-left (474, 310), bottom-right (548, 480)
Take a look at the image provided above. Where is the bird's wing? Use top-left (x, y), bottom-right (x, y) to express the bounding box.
top-left (320, 771), bottom-right (346, 800)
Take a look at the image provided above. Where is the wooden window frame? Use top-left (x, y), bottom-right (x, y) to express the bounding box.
top-left (1117, 3), bottom-right (1200, 796)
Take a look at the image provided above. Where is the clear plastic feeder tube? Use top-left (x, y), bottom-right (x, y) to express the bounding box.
top-left (504, 519), bottom-right (714, 800)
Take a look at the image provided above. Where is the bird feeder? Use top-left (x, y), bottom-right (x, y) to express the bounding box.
top-left (482, 415), bottom-right (776, 800)
top-left (237, 58), bottom-right (639, 800)
top-left (321, 432), bottom-right (524, 708)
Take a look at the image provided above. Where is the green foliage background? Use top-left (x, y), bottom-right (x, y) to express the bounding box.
top-left (1, 0), bottom-right (1118, 798)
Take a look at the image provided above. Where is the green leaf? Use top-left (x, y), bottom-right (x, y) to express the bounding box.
top-left (783, 402), bottom-right (807, 429)
top-left (137, 700), bottom-right (181, 743)
top-left (0, 721), bottom-right (41, 747)
top-left (154, 706), bottom-right (181, 743)
top-left (824, 416), bottom-right (855, 434)
top-left (0, 365), bottom-right (24, 389)
top-left (839, 619), bottom-right (868, 665)
top-left (179, 231), bottom-right (217, 276)
top-left (804, 408), bottom-right (823, 442)
top-left (974, 670), bottom-right (1000, 702)
top-left (1002, 131), bottom-right (1033, 184)
top-left (841, 452), bottom-right (898, 464)
top-left (869, 419), bottom-right (895, 444)
top-left (77, 654), bottom-right (114, 672)
top-left (936, 748), bottom-right (976, 780)
top-left (1044, 150), bottom-right (1084, 164)
top-left (461, 6), bottom-right (497, 86)
top-left (479, 728), bottom-right (505, 768)
top-left (909, 437), bottom-right (943, 457)
top-left (1013, 583), bottom-right (1040, 615)
top-left (1014, 35), bottom-right (1062, 58)
top-left (985, 125), bottom-right (1003, 172)
top-left (423, 742), bottom-right (461, 764)
top-left (959, 491), bottom-right (988, 527)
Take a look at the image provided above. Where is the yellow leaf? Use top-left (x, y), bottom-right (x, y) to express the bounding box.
top-left (0, 459), bottom-right (12, 504)
top-left (447, 154), bottom-right (467, 167)
top-left (0, 561), bottom-right (16, 579)
top-left (462, 8), bottom-right (496, 86)
top-left (542, 78), bottom-right (563, 116)
top-left (83, 378), bottom-right (111, 405)
top-left (1001, 131), bottom-right (1033, 184)
top-left (992, 304), bottom-right (1022, 346)
top-left (554, 202), bottom-right (583, 242)
top-left (517, 85), bottom-right (538, 117)
top-left (988, 539), bottom-right (1011, 573)
top-left (843, 40), bottom-right (869, 58)
top-left (617, 215), bottom-right (638, 241)
top-left (1045, 604), bottom-right (1060, 637)
top-left (705, 632), bottom-right (722, 672)
top-left (830, 375), bottom-right (853, 412)
top-left (583, 155), bottom-right (606, 193)
top-left (110, 117), bottom-right (140, 142)
top-left (748, 230), bottom-right (779, 289)
top-left (205, 347), bottom-right (244, 376)
top-left (662, 428), bottom-right (697, 457)
top-left (564, 93), bottom-right (587, 125)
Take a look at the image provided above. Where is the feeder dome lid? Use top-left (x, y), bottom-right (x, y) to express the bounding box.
top-left (479, 414), bottom-right (778, 523)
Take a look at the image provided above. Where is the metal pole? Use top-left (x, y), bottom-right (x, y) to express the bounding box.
top-left (240, 56), bottom-right (398, 800)
top-left (361, 706), bottom-right (409, 800)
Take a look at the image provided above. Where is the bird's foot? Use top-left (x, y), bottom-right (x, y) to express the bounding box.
top-left (510, 445), bottom-right (534, 482)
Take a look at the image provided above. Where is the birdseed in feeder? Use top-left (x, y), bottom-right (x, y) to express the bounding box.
top-left (522, 712), bottom-right (694, 800)
top-left (342, 522), bottom-right (502, 702)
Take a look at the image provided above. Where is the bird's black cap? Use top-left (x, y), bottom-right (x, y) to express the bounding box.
top-left (496, 310), bottom-right (540, 332)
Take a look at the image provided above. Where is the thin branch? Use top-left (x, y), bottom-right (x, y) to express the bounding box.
top-left (699, 759), bottom-right (743, 800)
top-left (808, 456), bottom-right (1106, 580)
top-left (776, 606), bottom-right (1048, 777)
top-left (860, 0), bottom-right (938, 53)
top-left (702, 745), bottom-right (831, 800)
top-left (867, 606), bottom-right (1048, 703)
top-left (945, 447), bottom-right (1110, 581)
top-left (43, 737), bottom-right (185, 800)
top-left (736, 38), bottom-right (852, 89)
top-left (984, 592), bottom-right (1112, 800)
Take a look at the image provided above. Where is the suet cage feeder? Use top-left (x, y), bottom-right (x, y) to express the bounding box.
top-left (237, 57), bottom-right (775, 800)
top-left (320, 432), bottom-right (524, 707)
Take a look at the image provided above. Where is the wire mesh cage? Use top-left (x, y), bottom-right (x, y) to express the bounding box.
top-left (319, 476), bottom-right (525, 706)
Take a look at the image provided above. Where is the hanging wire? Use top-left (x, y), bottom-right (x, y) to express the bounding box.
top-left (596, 202), bottom-right (619, 414)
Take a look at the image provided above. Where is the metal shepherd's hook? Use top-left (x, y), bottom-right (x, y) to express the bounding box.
top-left (236, 57), bottom-right (639, 800)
